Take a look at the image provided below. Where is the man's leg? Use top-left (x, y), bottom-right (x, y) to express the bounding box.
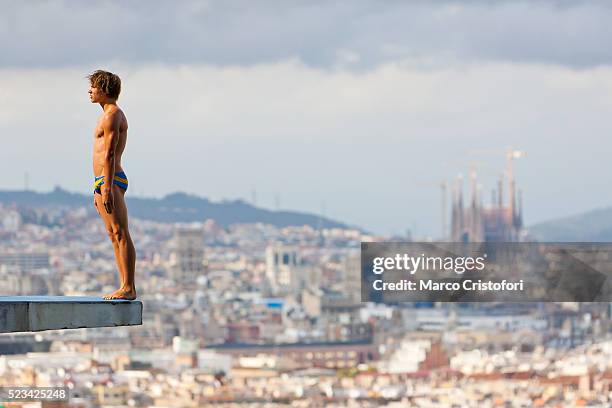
top-left (95, 193), bottom-right (125, 286)
top-left (95, 185), bottom-right (137, 300)
top-left (111, 186), bottom-right (136, 295)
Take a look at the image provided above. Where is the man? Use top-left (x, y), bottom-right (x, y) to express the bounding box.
top-left (89, 70), bottom-right (137, 300)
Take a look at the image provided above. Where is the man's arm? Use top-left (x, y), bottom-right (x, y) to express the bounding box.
top-left (101, 112), bottom-right (120, 214)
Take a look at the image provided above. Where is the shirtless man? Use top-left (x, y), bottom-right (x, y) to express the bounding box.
top-left (89, 70), bottom-right (137, 300)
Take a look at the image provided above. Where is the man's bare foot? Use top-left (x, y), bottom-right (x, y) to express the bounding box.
top-left (103, 286), bottom-right (137, 300)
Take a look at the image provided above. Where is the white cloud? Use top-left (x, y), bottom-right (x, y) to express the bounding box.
top-left (2, 1), bottom-right (612, 69)
top-left (1, 60), bottom-right (612, 234)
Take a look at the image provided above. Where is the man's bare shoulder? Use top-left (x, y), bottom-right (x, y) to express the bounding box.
top-left (101, 106), bottom-right (127, 129)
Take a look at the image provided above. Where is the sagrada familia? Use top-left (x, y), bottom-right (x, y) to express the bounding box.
top-left (450, 151), bottom-right (524, 243)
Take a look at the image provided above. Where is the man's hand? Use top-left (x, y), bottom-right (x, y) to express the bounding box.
top-left (102, 187), bottom-right (114, 214)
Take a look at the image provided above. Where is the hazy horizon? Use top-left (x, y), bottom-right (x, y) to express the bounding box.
top-left (0, 182), bottom-right (603, 237)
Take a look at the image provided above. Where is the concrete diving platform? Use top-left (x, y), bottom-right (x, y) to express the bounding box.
top-left (0, 296), bottom-right (142, 333)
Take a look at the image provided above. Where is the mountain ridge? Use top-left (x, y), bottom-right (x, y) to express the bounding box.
top-left (528, 205), bottom-right (612, 242)
top-left (0, 187), bottom-right (353, 230)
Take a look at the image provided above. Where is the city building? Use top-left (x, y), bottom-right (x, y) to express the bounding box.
top-left (168, 227), bottom-right (206, 284)
top-left (265, 244), bottom-right (319, 294)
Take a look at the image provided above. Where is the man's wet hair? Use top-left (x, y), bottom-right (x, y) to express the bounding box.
top-left (88, 70), bottom-right (121, 99)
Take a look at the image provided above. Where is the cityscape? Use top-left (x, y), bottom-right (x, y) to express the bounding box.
top-left (1, 165), bottom-right (611, 407)
top-left (3, 1), bottom-right (612, 407)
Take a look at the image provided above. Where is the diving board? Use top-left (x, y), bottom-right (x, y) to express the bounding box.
top-left (0, 296), bottom-right (142, 333)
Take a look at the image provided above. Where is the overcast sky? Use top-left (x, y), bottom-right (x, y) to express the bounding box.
top-left (1, 0), bottom-right (612, 236)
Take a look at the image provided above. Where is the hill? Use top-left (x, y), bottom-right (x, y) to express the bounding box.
top-left (0, 187), bottom-right (352, 230)
top-left (529, 206), bottom-right (612, 242)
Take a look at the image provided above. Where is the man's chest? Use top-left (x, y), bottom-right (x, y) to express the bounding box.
top-left (93, 118), bottom-right (104, 139)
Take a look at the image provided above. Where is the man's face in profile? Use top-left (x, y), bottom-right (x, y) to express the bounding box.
top-left (88, 85), bottom-right (104, 103)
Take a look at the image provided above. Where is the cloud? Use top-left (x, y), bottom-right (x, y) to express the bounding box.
top-left (1, 60), bottom-right (612, 234)
top-left (2, 1), bottom-right (612, 69)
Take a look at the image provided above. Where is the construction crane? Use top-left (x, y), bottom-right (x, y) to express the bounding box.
top-left (467, 147), bottom-right (526, 209)
top-left (416, 180), bottom-right (450, 240)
